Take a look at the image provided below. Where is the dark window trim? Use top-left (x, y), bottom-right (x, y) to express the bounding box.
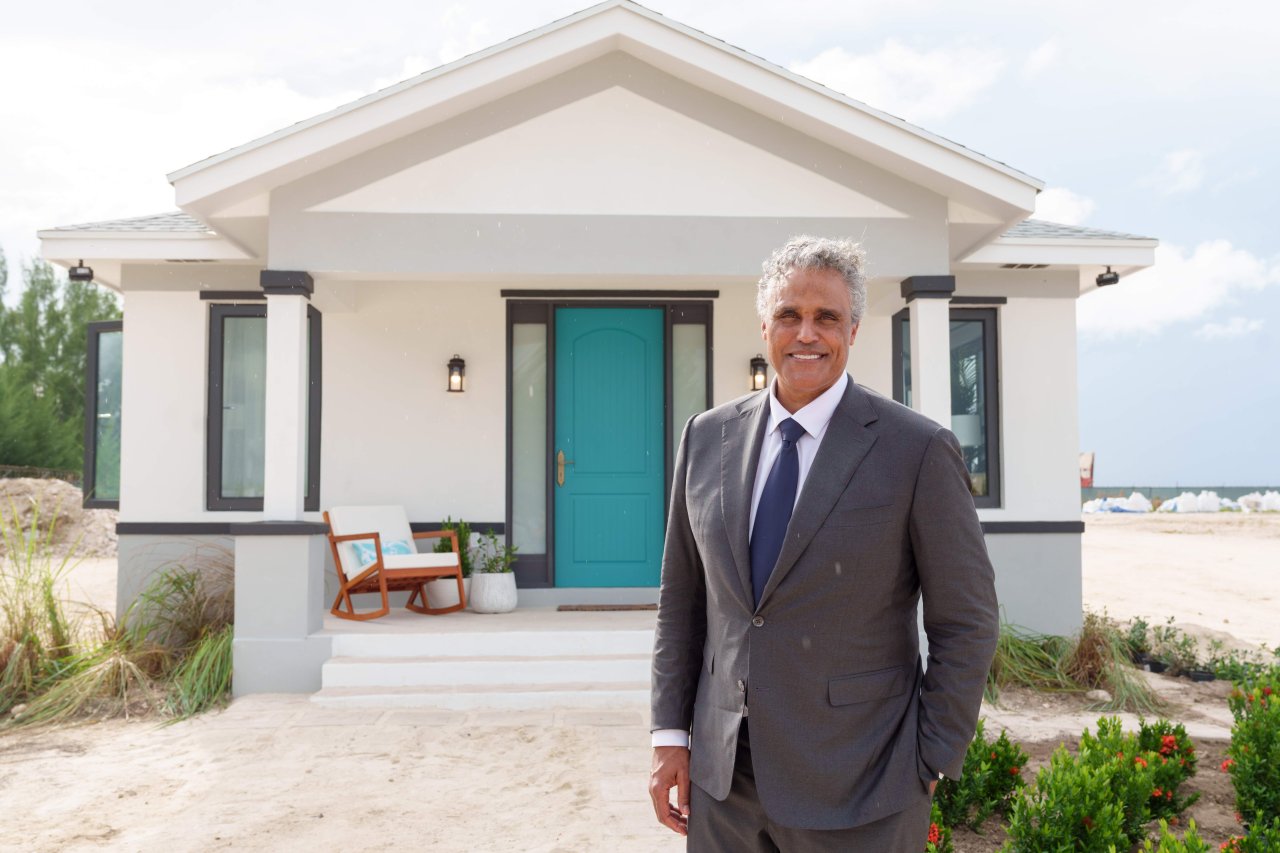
top-left (892, 306), bottom-right (1002, 508)
top-left (83, 320), bottom-right (123, 509)
top-left (199, 291), bottom-right (267, 301)
top-left (951, 296), bottom-right (1007, 305)
top-left (117, 520), bottom-right (504, 536)
top-left (505, 299), bottom-right (713, 588)
top-left (500, 289), bottom-right (719, 299)
top-left (207, 304), bottom-right (322, 512)
top-left (115, 519), bottom-right (1080, 537)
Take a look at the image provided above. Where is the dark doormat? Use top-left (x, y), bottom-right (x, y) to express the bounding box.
top-left (556, 604), bottom-right (658, 612)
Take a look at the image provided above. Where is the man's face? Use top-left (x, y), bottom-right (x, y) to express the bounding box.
top-left (760, 266), bottom-right (858, 412)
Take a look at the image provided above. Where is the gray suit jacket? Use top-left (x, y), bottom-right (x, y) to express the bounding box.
top-left (651, 379), bottom-right (999, 830)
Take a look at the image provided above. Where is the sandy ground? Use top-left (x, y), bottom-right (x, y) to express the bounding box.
top-left (3, 513), bottom-right (1277, 852)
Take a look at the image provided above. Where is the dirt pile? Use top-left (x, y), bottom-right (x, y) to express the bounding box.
top-left (0, 478), bottom-right (117, 558)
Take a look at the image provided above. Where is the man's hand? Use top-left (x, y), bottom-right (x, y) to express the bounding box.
top-left (649, 746), bottom-right (691, 835)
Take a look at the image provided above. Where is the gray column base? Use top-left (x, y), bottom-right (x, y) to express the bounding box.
top-left (233, 636), bottom-right (333, 695)
top-left (985, 532), bottom-right (1083, 636)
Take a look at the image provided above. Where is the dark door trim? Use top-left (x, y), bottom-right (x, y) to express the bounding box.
top-left (505, 298), bottom-right (713, 588)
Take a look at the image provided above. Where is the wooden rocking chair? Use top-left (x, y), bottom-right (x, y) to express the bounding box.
top-left (324, 506), bottom-right (466, 621)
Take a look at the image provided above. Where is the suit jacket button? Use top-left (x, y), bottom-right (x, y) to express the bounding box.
top-left (752, 616), bottom-right (765, 627)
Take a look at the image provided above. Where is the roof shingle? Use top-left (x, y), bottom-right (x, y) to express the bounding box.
top-left (1002, 219), bottom-right (1154, 241)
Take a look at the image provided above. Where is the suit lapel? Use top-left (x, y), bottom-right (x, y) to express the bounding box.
top-left (722, 392), bottom-right (769, 610)
top-left (758, 381), bottom-right (880, 606)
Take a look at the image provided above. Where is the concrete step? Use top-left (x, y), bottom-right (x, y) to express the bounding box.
top-left (310, 682), bottom-right (651, 711)
top-left (329, 628), bottom-right (655, 659)
top-left (321, 653), bottom-right (652, 688)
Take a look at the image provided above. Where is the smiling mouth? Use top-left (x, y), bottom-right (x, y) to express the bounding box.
top-left (789, 353), bottom-right (825, 361)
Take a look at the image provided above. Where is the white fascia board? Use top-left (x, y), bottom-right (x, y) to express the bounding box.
top-left (961, 238), bottom-right (1158, 268)
top-left (38, 230), bottom-right (254, 263)
top-left (169, 2), bottom-right (1040, 216)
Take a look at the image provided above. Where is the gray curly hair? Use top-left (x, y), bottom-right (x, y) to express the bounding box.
top-left (756, 235), bottom-right (867, 325)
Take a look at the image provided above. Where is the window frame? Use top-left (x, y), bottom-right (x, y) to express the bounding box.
top-left (892, 306), bottom-right (1002, 508)
top-left (206, 302), bottom-right (322, 512)
top-left (82, 320), bottom-right (123, 509)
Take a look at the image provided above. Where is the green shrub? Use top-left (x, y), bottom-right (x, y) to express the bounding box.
top-left (1221, 817), bottom-right (1280, 852)
top-left (1078, 716), bottom-right (1163, 843)
top-left (1001, 744), bottom-right (1129, 853)
top-left (1140, 819), bottom-right (1212, 852)
top-left (924, 800), bottom-right (953, 853)
top-left (1226, 678), bottom-right (1280, 827)
top-left (935, 719), bottom-right (1028, 829)
top-left (432, 516), bottom-right (473, 577)
top-left (167, 623), bottom-right (233, 719)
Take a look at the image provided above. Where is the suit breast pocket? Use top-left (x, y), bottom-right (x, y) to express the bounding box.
top-left (827, 503), bottom-right (896, 527)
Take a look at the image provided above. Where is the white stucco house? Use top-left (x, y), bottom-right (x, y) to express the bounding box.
top-left (41, 1), bottom-right (1156, 694)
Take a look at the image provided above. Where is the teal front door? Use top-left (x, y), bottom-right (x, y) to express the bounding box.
top-left (553, 307), bottom-right (665, 587)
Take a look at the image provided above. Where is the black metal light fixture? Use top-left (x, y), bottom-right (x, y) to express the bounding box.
top-left (447, 355), bottom-right (466, 392)
top-left (68, 260), bottom-right (94, 283)
top-left (750, 354), bottom-right (768, 391)
top-left (1096, 266), bottom-right (1120, 287)
top-left (450, 350), bottom-right (471, 391)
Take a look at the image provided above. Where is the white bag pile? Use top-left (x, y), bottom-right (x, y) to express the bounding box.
top-left (1156, 490), bottom-right (1232, 513)
top-left (1082, 491), bottom-right (1154, 513)
top-left (1238, 490), bottom-right (1280, 512)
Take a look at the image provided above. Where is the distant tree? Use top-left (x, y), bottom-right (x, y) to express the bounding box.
top-left (0, 249), bottom-right (122, 473)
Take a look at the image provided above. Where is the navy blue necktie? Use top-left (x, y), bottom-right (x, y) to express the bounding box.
top-left (750, 417), bottom-right (806, 607)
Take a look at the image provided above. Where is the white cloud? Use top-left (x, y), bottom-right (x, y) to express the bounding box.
top-left (1152, 149), bottom-right (1206, 195)
top-left (1034, 187), bottom-right (1095, 225)
top-left (1194, 317), bottom-right (1264, 340)
top-left (1078, 239), bottom-right (1280, 337)
top-left (789, 39), bottom-right (1006, 124)
top-left (0, 38), bottom-right (364, 266)
top-left (1023, 39), bottom-right (1060, 77)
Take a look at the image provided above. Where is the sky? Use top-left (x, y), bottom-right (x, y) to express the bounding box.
top-left (1, 0), bottom-right (1276, 486)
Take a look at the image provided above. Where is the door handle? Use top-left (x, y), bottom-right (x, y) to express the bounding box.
top-left (556, 449), bottom-right (575, 487)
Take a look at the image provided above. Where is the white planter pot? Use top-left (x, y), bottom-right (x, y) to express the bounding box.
top-left (425, 576), bottom-right (471, 611)
top-left (469, 572), bottom-right (518, 614)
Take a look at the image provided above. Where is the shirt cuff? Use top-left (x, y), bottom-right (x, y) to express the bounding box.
top-left (652, 729), bottom-right (690, 748)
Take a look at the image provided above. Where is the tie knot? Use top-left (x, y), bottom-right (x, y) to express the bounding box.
top-left (778, 417), bottom-right (805, 445)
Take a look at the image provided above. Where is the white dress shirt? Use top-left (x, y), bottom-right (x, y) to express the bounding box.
top-left (653, 373), bottom-right (850, 749)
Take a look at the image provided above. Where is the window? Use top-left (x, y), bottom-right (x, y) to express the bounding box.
top-left (207, 303), bottom-right (321, 511)
top-left (893, 307), bottom-right (1001, 507)
top-left (83, 321), bottom-right (123, 509)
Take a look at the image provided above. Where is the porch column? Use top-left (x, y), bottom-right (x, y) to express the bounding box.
top-left (902, 276), bottom-right (954, 428)
top-left (261, 270), bottom-right (312, 520)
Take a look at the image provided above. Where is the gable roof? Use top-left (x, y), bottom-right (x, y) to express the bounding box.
top-left (43, 211), bottom-right (214, 234)
top-left (1002, 220), bottom-right (1155, 242)
top-left (167, 0), bottom-right (1041, 219)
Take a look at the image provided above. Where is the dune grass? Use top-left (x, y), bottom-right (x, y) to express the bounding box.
top-left (986, 611), bottom-right (1165, 714)
top-left (2, 496), bottom-right (235, 729)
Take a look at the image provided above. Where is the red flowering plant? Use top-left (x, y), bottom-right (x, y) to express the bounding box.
top-left (1137, 718), bottom-right (1201, 818)
top-left (1219, 816), bottom-right (1280, 852)
top-left (1079, 716), bottom-right (1165, 843)
top-left (1226, 667), bottom-right (1280, 827)
top-left (923, 800), bottom-right (953, 853)
top-left (932, 719), bottom-right (1029, 830)
top-left (1140, 818), bottom-right (1214, 852)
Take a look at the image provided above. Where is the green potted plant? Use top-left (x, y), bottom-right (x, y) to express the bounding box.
top-left (426, 516), bottom-right (472, 610)
top-left (469, 530), bottom-right (518, 614)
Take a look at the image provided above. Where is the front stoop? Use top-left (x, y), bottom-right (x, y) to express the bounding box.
top-left (310, 628), bottom-right (654, 710)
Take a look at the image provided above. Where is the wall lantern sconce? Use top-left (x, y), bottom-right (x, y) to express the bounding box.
top-left (68, 260), bottom-right (94, 283)
top-left (447, 355), bottom-right (466, 392)
top-left (749, 354), bottom-right (768, 391)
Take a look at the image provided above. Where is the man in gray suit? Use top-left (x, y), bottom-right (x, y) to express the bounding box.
top-left (649, 236), bottom-right (999, 850)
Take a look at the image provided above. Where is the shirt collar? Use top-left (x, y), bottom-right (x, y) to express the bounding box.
top-left (766, 372), bottom-right (849, 440)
